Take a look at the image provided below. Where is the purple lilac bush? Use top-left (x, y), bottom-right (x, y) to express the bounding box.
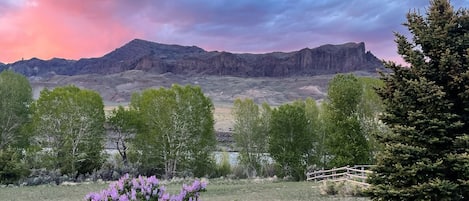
top-left (85, 174), bottom-right (207, 201)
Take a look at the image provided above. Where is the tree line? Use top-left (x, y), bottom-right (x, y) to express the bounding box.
top-left (0, 76), bottom-right (219, 183)
top-left (0, 69), bottom-right (385, 184)
top-left (232, 74), bottom-right (385, 180)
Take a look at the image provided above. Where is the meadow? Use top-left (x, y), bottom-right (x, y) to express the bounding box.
top-left (0, 179), bottom-right (369, 201)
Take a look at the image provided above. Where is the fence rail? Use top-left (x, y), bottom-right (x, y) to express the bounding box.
top-left (306, 165), bottom-right (374, 186)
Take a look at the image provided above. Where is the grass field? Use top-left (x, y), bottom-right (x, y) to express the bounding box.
top-left (0, 179), bottom-right (370, 201)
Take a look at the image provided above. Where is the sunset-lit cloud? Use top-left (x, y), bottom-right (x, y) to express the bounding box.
top-left (0, 0), bottom-right (466, 64)
top-left (0, 0), bottom-right (138, 62)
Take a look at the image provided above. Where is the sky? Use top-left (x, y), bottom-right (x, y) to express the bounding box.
top-left (0, 0), bottom-right (467, 64)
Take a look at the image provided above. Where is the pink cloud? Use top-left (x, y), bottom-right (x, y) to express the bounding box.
top-left (1, 0), bottom-right (461, 65)
top-left (0, 0), bottom-right (140, 63)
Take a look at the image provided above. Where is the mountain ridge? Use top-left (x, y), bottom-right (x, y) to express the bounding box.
top-left (2, 38), bottom-right (383, 77)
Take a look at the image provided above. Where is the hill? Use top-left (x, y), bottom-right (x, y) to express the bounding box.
top-left (3, 39), bottom-right (383, 77)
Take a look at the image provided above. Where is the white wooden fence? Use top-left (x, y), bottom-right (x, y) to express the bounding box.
top-left (306, 165), bottom-right (374, 186)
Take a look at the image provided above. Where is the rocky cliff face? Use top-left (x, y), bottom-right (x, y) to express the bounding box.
top-left (3, 39), bottom-right (383, 77)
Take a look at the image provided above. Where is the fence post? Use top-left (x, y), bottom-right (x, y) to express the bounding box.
top-left (307, 165), bottom-right (373, 186)
top-left (346, 166), bottom-right (350, 180)
top-left (321, 167), bottom-right (324, 181)
top-left (332, 167), bottom-right (336, 180)
top-left (361, 166), bottom-right (365, 182)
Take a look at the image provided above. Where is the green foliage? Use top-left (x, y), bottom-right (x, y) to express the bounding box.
top-left (107, 106), bottom-right (139, 165)
top-left (0, 71), bottom-right (32, 184)
top-left (130, 84), bottom-right (216, 178)
top-left (0, 147), bottom-right (30, 184)
top-left (323, 74), bottom-right (371, 167)
top-left (268, 101), bottom-right (315, 181)
top-left (31, 85), bottom-right (105, 177)
top-left (304, 97), bottom-right (324, 168)
top-left (215, 150), bottom-right (232, 177)
top-left (232, 98), bottom-right (271, 177)
top-left (0, 70), bottom-right (32, 149)
top-left (357, 77), bottom-right (386, 161)
top-left (368, 1), bottom-right (469, 200)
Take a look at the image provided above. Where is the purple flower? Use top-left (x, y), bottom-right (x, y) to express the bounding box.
top-left (161, 193), bottom-right (170, 200)
top-left (131, 188), bottom-right (137, 200)
top-left (201, 181), bottom-right (207, 189)
top-left (190, 180), bottom-right (204, 192)
top-left (148, 175), bottom-right (158, 185)
top-left (84, 192), bottom-right (101, 201)
top-left (117, 180), bottom-right (124, 191)
top-left (131, 179), bottom-right (140, 189)
top-left (85, 174), bottom-right (207, 201)
top-left (159, 186), bottom-right (166, 195)
top-left (119, 194), bottom-right (129, 201)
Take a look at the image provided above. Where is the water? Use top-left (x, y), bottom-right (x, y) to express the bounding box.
top-left (105, 149), bottom-right (273, 166)
top-left (212, 151), bottom-right (274, 166)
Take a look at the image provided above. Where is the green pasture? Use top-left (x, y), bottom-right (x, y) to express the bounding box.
top-left (0, 180), bottom-right (369, 201)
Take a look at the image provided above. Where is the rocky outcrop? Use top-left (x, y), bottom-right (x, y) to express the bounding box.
top-left (3, 39), bottom-right (383, 77)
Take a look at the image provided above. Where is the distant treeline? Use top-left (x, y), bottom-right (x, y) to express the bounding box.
top-left (0, 70), bottom-right (384, 184)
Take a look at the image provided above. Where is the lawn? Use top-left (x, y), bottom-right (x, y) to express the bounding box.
top-left (0, 179), bottom-right (369, 201)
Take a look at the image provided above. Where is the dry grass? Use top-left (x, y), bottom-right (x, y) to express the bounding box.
top-left (31, 70), bottom-right (343, 106)
top-left (214, 105), bottom-right (233, 132)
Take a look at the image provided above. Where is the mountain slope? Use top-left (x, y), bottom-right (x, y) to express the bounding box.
top-left (4, 39), bottom-right (383, 77)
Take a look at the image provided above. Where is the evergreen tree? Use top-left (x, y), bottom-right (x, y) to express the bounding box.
top-left (368, 1), bottom-right (469, 200)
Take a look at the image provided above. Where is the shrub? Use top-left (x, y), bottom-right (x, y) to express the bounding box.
top-left (215, 151), bottom-right (231, 177)
top-left (338, 182), bottom-right (367, 197)
top-left (85, 174), bottom-right (207, 201)
top-left (230, 165), bottom-right (248, 179)
top-left (320, 181), bottom-right (337, 195)
top-left (319, 181), bottom-right (367, 197)
top-left (95, 154), bottom-right (139, 181)
top-left (0, 148), bottom-right (30, 184)
top-left (259, 163), bottom-right (276, 178)
top-left (23, 168), bottom-right (64, 186)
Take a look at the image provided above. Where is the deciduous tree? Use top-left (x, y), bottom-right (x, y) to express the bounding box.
top-left (131, 85), bottom-right (216, 178)
top-left (107, 106), bottom-right (139, 166)
top-left (232, 98), bottom-right (270, 177)
top-left (0, 70), bottom-right (32, 184)
top-left (32, 86), bottom-right (105, 177)
top-left (268, 101), bottom-right (314, 181)
top-left (324, 74), bottom-right (371, 167)
top-left (0, 70), bottom-right (32, 149)
top-left (304, 98), bottom-right (323, 168)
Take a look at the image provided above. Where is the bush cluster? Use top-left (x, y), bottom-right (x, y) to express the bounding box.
top-left (319, 181), bottom-right (367, 197)
top-left (85, 174), bottom-right (207, 201)
top-left (0, 148), bottom-right (30, 184)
